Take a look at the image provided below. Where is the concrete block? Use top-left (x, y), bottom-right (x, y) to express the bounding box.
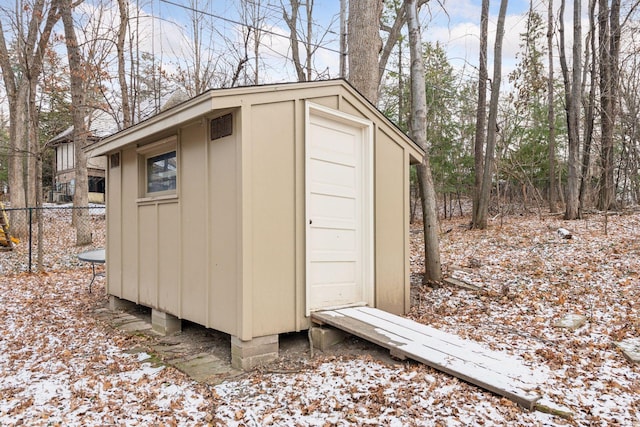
top-left (615, 338), bottom-right (640, 363)
top-left (231, 334), bottom-right (278, 370)
top-left (152, 309), bottom-right (182, 336)
top-left (310, 326), bottom-right (346, 351)
top-left (553, 313), bottom-right (587, 330)
top-left (109, 295), bottom-right (137, 312)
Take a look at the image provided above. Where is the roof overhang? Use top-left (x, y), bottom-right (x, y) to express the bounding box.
top-left (86, 79), bottom-right (425, 165)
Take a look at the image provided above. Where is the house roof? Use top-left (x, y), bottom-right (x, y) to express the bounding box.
top-left (49, 109), bottom-right (119, 146)
top-left (87, 79), bottom-right (424, 162)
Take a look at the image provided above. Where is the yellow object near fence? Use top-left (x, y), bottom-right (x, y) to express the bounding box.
top-left (0, 202), bottom-right (18, 249)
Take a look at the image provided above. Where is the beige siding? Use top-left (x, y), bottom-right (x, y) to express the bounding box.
top-left (157, 202), bottom-right (180, 313)
top-left (106, 153), bottom-right (122, 296)
top-left (337, 97), bottom-right (369, 122)
top-left (138, 204), bottom-right (158, 306)
top-left (179, 123), bottom-right (208, 325)
top-left (293, 99), bottom-right (306, 332)
top-left (374, 128), bottom-right (409, 315)
top-left (208, 118), bottom-right (239, 335)
top-left (305, 95), bottom-right (339, 111)
top-left (121, 147), bottom-right (139, 303)
top-left (250, 102), bottom-right (297, 337)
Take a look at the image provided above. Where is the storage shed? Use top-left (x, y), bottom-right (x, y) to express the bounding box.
top-left (88, 80), bottom-right (424, 369)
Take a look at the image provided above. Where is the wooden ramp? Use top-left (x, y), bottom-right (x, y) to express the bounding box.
top-left (311, 306), bottom-right (543, 410)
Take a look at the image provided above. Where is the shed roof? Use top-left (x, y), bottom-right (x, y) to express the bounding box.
top-left (87, 79), bottom-right (424, 162)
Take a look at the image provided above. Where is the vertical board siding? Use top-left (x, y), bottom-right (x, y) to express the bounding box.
top-left (157, 202), bottom-right (179, 313)
top-left (121, 147), bottom-right (139, 303)
top-left (106, 153), bottom-right (122, 297)
top-left (209, 126), bottom-right (239, 335)
top-left (374, 130), bottom-right (407, 314)
top-left (250, 101), bottom-right (297, 337)
top-left (137, 203), bottom-right (158, 306)
top-left (179, 124), bottom-right (208, 325)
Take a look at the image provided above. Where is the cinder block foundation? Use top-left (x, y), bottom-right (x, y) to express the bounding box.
top-left (109, 295), bottom-right (137, 312)
top-left (310, 326), bottom-right (346, 351)
top-left (152, 309), bottom-right (182, 336)
top-left (231, 334), bottom-right (279, 370)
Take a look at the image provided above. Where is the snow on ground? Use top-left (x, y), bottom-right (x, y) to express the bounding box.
top-left (211, 357), bottom-right (560, 426)
top-left (0, 211), bottom-right (639, 425)
top-left (51, 202), bottom-right (106, 216)
top-left (410, 211), bottom-right (640, 426)
top-left (0, 272), bottom-right (212, 426)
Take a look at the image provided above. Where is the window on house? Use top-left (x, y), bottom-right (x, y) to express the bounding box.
top-left (88, 176), bottom-right (105, 193)
top-left (146, 150), bottom-right (177, 194)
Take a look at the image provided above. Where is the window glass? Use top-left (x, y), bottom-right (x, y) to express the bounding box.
top-left (147, 151), bottom-right (177, 193)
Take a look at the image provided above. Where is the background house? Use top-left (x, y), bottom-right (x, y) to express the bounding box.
top-left (88, 80), bottom-right (424, 369)
top-left (49, 110), bottom-right (117, 203)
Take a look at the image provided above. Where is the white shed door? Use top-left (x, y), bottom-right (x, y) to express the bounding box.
top-left (306, 104), bottom-right (373, 314)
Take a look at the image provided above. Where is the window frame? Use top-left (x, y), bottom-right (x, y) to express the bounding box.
top-left (137, 136), bottom-right (178, 200)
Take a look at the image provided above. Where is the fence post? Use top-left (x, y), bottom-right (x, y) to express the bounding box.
top-left (28, 207), bottom-right (33, 273)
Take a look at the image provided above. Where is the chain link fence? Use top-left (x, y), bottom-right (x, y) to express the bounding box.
top-left (0, 205), bottom-right (106, 274)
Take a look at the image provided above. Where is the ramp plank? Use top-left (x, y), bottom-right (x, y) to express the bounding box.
top-left (311, 306), bottom-right (542, 410)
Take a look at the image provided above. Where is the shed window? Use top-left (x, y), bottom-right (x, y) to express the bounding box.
top-left (146, 151), bottom-right (177, 193)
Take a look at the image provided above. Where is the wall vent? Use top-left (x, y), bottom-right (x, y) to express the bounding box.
top-left (211, 113), bottom-right (233, 140)
top-left (110, 152), bottom-right (120, 168)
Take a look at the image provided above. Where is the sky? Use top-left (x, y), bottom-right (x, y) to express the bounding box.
top-left (133, 0), bottom-right (554, 87)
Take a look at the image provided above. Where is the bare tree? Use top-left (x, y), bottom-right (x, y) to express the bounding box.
top-left (61, 0), bottom-right (92, 245)
top-left (406, 0), bottom-right (441, 282)
top-left (580, 0), bottom-right (597, 213)
top-left (476, 0), bottom-right (508, 229)
top-left (240, 0), bottom-right (268, 84)
top-left (0, 0), bottom-right (60, 236)
top-left (283, 0), bottom-right (307, 81)
top-left (559, 0), bottom-right (582, 220)
top-left (598, 0), bottom-right (621, 211)
top-left (547, 0), bottom-right (557, 213)
top-left (282, 0), bottom-right (335, 82)
top-left (117, 0), bottom-right (132, 128)
top-left (378, 0), bottom-right (430, 91)
top-left (167, 0), bottom-right (229, 95)
top-left (471, 0), bottom-right (489, 227)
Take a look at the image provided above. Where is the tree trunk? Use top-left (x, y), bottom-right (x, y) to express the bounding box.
top-left (547, 0), bottom-right (557, 213)
top-left (377, 0), bottom-right (429, 88)
top-left (305, 1), bottom-right (313, 81)
top-left (8, 92), bottom-right (28, 237)
top-left (36, 153), bottom-right (44, 270)
top-left (406, 0), bottom-right (441, 283)
top-left (559, 0), bottom-right (582, 220)
top-left (340, 0), bottom-right (347, 77)
top-left (476, 0), bottom-right (509, 229)
top-left (117, 0), bottom-right (131, 128)
top-left (598, 0), bottom-right (620, 211)
top-left (348, 0), bottom-right (383, 104)
top-left (61, 0), bottom-right (92, 245)
top-left (471, 0), bottom-right (489, 228)
top-left (580, 0), bottom-right (597, 214)
top-left (284, 1), bottom-right (306, 82)
top-left (27, 78), bottom-right (38, 209)
top-left (0, 0), bottom-right (60, 237)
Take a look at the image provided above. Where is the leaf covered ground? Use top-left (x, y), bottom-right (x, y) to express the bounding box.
top-left (1, 212), bottom-right (639, 426)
